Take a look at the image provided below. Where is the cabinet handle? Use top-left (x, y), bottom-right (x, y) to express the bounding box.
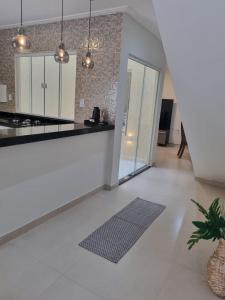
top-left (41, 83), bottom-right (48, 89)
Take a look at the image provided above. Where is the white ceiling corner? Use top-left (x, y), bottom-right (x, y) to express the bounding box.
top-left (0, 0), bottom-right (160, 38)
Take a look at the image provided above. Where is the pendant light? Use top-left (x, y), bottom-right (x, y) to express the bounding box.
top-left (54, 0), bottom-right (69, 64)
top-left (82, 0), bottom-right (94, 69)
top-left (12, 0), bottom-right (31, 53)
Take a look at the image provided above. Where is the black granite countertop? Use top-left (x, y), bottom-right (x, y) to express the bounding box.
top-left (0, 123), bottom-right (115, 148)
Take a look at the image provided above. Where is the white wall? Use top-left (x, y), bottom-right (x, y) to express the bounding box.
top-left (153, 0), bottom-right (225, 183)
top-left (162, 67), bottom-right (181, 144)
top-left (0, 131), bottom-right (113, 238)
top-left (107, 14), bottom-right (166, 186)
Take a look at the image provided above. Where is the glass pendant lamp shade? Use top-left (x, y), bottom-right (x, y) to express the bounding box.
top-left (55, 0), bottom-right (69, 64)
top-left (82, 0), bottom-right (94, 69)
top-left (12, 0), bottom-right (31, 53)
top-left (82, 51), bottom-right (94, 69)
top-left (54, 42), bottom-right (69, 63)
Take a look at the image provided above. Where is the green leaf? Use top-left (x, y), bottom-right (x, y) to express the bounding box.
top-left (191, 199), bottom-right (208, 219)
top-left (209, 198), bottom-right (221, 221)
top-left (187, 238), bottom-right (200, 250)
top-left (188, 198), bottom-right (225, 250)
top-left (192, 221), bottom-right (207, 229)
top-left (187, 198), bottom-right (225, 249)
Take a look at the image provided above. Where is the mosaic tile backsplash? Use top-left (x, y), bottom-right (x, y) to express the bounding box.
top-left (0, 13), bottom-right (123, 122)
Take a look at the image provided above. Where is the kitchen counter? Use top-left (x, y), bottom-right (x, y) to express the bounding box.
top-left (0, 111), bottom-right (115, 241)
top-left (0, 126), bottom-right (114, 241)
top-left (0, 123), bottom-right (115, 147)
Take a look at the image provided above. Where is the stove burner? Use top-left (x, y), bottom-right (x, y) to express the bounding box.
top-left (0, 112), bottom-right (74, 128)
top-left (11, 118), bottom-right (20, 124)
top-left (21, 119), bottom-right (32, 126)
top-left (33, 120), bottom-right (41, 126)
top-left (10, 118), bottom-right (43, 127)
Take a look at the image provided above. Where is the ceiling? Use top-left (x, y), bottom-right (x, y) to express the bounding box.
top-left (0, 0), bottom-right (160, 38)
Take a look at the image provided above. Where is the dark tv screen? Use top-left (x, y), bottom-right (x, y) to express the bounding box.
top-left (159, 99), bottom-right (174, 131)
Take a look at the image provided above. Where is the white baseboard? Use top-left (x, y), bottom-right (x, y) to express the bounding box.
top-left (196, 177), bottom-right (225, 189)
top-left (0, 186), bottom-right (104, 246)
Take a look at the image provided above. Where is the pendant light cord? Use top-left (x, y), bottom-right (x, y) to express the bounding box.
top-left (61, 0), bottom-right (64, 42)
top-left (88, 0), bottom-right (92, 51)
top-left (21, 0), bottom-right (23, 27)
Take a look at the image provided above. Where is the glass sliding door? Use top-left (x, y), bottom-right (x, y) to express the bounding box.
top-left (119, 58), bottom-right (159, 181)
top-left (119, 59), bottom-right (145, 179)
top-left (135, 66), bottom-right (159, 169)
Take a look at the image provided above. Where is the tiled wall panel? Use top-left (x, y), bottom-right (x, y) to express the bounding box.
top-left (0, 13), bottom-right (123, 122)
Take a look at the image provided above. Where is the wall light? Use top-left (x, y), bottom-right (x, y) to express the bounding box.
top-left (82, 0), bottom-right (94, 69)
top-left (54, 0), bottom-right (69, 64)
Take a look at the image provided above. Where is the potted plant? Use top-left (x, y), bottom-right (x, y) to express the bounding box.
top-left (188, 198), bottom-right (225, 298)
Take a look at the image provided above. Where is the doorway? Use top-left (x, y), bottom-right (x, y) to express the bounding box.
top-left (119, 57), bottom-right (159, 182)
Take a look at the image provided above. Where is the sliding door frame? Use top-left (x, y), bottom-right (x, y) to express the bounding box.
top-left (129, 54), bottom-right (161, 167)
top-left (119, 55), bottom-right (161, 183)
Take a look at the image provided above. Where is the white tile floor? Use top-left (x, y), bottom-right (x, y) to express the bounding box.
top-left (118, 159), bottom-right (145, 180)
top-left (1, 145), bottom-right (225, 299)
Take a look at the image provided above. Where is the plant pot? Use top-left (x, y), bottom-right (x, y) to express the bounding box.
top-left (208, 239), bottom-right (225, 298)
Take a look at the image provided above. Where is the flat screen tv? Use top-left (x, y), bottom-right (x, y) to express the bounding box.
top-left (159, 99), bottom-right (174, 131)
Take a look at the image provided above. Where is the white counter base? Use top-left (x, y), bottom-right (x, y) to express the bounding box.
top-left (0, 131), bottom-right (113, 240)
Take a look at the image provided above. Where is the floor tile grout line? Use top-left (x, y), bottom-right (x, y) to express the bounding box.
top-left (62, 271), bottom-right (109, 300)
top-left (34, 273), bottom-right (107, 300)
top-left (8, 241), bottom-right (67, 275)
top-left (154, 260), bottom-right (210, 300)
top-left (33, 273), bottom-right (63, 300)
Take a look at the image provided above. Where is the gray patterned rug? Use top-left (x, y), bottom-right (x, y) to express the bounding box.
top-left (79, 198), bottom-right (166, 263)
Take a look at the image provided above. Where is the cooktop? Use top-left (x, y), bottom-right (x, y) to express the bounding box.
top-left (0, 111), bottom-right (74, 128)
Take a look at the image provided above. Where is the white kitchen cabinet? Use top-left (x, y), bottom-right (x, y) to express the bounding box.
top-left (45, 56), bottom-right (60, 118)
top-left (61, 55), bottom-right (76, 119)
top-left (31, 56), bottom-right (45, 116)
top-left (16, 53), bottom-right (77, 119)
top-left (16, 56), bottom-right (32, 112)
